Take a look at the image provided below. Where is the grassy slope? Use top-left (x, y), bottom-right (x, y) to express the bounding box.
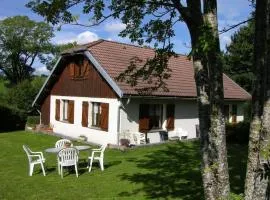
top-left (0, 131), bottom-right (247, 200)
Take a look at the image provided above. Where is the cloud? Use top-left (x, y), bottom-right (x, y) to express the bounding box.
top-left (76, 31), bottom-right (99, 44)
top-left (104, 21), bottom-right (126, 33)
top-left (220, 34), bottom-right (232, 51)
top-left (34, 66), bottom-right (50, 76)
top-left (53, 31), bottom-right (99, 45)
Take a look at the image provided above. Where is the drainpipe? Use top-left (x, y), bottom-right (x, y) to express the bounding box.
top-left (37, 109), bottom-right (42, 125)
top-left (117, 101), bottom-right (121, 147)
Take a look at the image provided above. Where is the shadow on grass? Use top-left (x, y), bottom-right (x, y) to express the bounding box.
top-left (119, 141), bottom-right (204, 200)
top-left (227, 143), bottom-right (248, 194)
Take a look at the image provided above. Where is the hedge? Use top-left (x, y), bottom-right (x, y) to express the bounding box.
top-left (0, 103), bottom-right (27, 132)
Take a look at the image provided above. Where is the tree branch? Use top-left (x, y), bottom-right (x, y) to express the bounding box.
top-left (219, 18), bottom-right (254, 34)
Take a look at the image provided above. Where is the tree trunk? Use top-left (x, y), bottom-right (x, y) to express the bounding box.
top-left (245, 0), bottom-right (270, 199)
top-left (180, 1), bottom-right (230, 199)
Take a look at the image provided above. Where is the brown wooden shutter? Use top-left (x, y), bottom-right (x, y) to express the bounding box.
top-left (55, 99), bottom-right (60, 121)
top-left (82, 60), bottom-right (89, 77)
top-left (68, 100), bottom-right (74, 124)
top-left (100, 103), bottom-right (109, 131)
top-left (69, 63), bottom-right (75, 78)
top-left (81, 101), bottom-right (89, 127)
top-left (166, 104), bottom-right (175, 131)
top-left (139, 104), bottom-right (150, 133)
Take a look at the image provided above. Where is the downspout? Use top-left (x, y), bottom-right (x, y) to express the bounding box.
top-left (117, 101), bottom-right (121, 147)
top-left (37, 109), bottom-right (42, 125)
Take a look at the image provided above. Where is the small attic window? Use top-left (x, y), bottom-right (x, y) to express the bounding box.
top-left (69, 58), bottom-right (89, 80)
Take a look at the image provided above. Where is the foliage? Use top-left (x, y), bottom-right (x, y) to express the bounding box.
top-left (0, 103), bottom-right (26, 132)
top-left (0, 131), bottom-right (247, 199)
top-left (26, 116), bottom-right (40, 127)
top-left (0, 16), bottom-right (54, 84)
top-left (46, 42), bottom-right (77, 71)
top-left (229, 193), bottom-right (244, 200)
top-left (226, 122), bottom-right (250, 144)
top-left (223, 20), bottom-right (255, 92)
top-left (4, 77), bottom-right (46, 112)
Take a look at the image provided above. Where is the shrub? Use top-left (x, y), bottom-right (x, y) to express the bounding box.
top-left (26, 116), bottom-right (40, 127)
top-left (0, 103), bottom-right (26, 132)
top-left (226, 121), bottom-right (250, 144)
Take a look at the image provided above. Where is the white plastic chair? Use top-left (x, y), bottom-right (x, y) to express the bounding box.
top-left (133, 132), bottom-right (146, 145)
top-left (55, 139), bottom-right (73, 174)
top-left (88, 144), bottom-right (107, 172)
top-left (22, 145), bottom-right (46, 176)
top-left (55, 139), bottom-right (73, 148)
top-left (57, 147), bottom-right (79, 178)
top-left (168, 128), bottom-right (188, 140)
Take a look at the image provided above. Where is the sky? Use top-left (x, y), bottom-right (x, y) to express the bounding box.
top-left (0, 0), bottom-right (253, 75)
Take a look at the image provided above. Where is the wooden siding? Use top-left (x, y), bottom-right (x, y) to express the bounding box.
top-left (41, 95), bottom-right (50, 125)
top-left (51, 55), bottom-right (118, 98)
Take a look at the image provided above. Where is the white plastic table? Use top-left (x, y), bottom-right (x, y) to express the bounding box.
top-left (45, 145), bottom-right (91, 153)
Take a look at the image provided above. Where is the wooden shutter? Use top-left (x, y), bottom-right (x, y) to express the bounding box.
top-left (69, 63), bottom-right (75, 78)
top-left (166, 104), bottom-right (175, 131)
top-left (55, 99), bottom-right (60, 121)
top-left (139, 104), bottom-right (150, 133)
top-left (82, 60), bottom-right (89, 77)
top-left (81, 102), bottom-right (89, 127)
top-left (68, 100), bottom-right (74, 124)
top-left (100, 103), bottom-right (109, 131)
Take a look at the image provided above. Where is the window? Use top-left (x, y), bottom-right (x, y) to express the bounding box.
top-left (69, 58), bottom-right (89, 79)
top-left (62, 100), bottom-right (69, 121)
top-left (139, 104), bottom-right (163, 132)
top-left (92, 102), bottom-right (101, 127)
top-left (56, 99), bottom-right (74, 124)
top-left (232, 104), bottom-right (237, 123)
top-left (81, 101), bottom-right (109, 131)
top-left (149, 104), bottom-right (162, 129)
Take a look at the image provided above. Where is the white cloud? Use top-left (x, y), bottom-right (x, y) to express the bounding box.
top-left (220, 34), bottom-right (232, 51)
top-left (104, 21), bottom-right (126, 33)
top-left (76, 31), bottom-right (99, 44)
top-left (34, 66), bottom-right (50, 76)
top-left (53, 31), bottom-right (99, 45)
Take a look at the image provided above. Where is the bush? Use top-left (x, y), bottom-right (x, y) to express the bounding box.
top-left (226, 121), bottom-right (250, 144)
top-left (26, 116), bottom-right (40, 127)
top-left (0, 103), bottom-right (26, 132)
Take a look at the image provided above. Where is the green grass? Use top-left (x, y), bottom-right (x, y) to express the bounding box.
top-left (0, 131), bottom-right (247, 200)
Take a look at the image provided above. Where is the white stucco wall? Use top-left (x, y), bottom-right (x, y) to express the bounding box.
top-left (50, 95), bottom-right (120, 145)
top-left (119, 99), bottom-right (246, 144)
top-left (119, 99), bottom-right (199, 143)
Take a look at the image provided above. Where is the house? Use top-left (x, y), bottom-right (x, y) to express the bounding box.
top-left (32, 39), bottom-right (251, 145)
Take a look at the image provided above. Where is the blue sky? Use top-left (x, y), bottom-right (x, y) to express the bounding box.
top-left (0, 0), bottom-right (253, 74)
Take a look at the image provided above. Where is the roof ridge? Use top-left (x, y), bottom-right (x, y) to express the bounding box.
top-left (89, 39), bottom-right (188, 57)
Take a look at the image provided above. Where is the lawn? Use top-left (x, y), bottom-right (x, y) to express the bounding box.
top-left (0, 131), bottom-right (247, 200)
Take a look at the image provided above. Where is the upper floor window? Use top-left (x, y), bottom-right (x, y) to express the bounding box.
top-left (69, 58), bottom-right (89, 80)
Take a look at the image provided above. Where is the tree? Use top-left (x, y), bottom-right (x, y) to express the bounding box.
top-left (0, 16), bottom-right (54, 85)
top-left (46, 42), bottom-right (77, 71)
top-left (245, 0), bottom-right (270, 199)
top-left (223, 20), bottom-right (255, 93)
top-left (27, 1), bottom-right (230, 199)
top-left (5, 76), bottom-right (46, 112)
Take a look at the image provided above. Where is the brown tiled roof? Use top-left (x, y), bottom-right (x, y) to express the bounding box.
top-left (86, 39), bottom-right (251, 100)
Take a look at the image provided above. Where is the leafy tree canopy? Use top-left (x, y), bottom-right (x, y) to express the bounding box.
top-left (0, 16), bottom-right (54, 85)
top-left (223, 19), bottom-right (255, 92)
top-left (46, 42), bottom-right (77, 71)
